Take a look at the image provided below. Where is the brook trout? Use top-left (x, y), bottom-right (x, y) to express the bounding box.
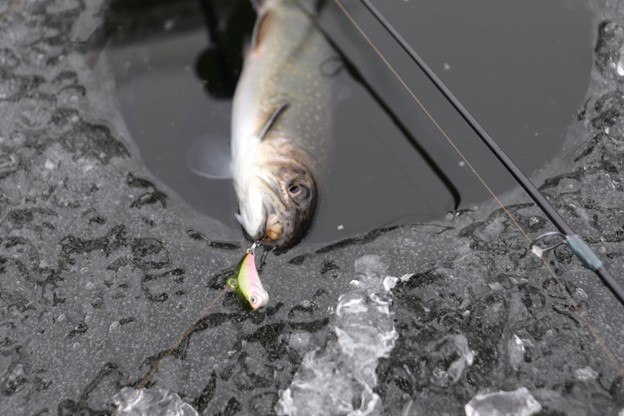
top-left (231, 0), bottom-right (332, 250)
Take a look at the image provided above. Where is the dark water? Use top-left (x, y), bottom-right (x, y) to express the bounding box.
top-left (104, 0), bottom-right (593, 247)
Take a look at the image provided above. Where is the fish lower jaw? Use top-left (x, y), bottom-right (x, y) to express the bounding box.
top-left (241, 218), bottom-right (264, 242)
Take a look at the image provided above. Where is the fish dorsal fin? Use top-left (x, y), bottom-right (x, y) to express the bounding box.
top-left (258, 103), bottom-right (290, 141)
top-left (251, 9), bottom-right (271, 51)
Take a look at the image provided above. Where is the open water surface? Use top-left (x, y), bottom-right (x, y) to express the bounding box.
top-left (103, 0), bottom-right (593, 246)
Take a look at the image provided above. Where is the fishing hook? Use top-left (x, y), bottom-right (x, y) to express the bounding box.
top-left (250, 240), bottom-right (261, 254)
top-left (529, 232), bottom-right (603, 272)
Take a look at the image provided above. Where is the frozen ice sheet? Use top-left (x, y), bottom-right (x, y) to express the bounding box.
top-left (0, 0), bottom-right (624, 415)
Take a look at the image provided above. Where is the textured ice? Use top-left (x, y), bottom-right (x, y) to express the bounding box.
top-left (429, 334), bottom-right (475, 386)
top-left (276, 256), bottom-right (397, 416)
top-left (113, 387), bottom-right (198, 416)
top-left (508, 334), bottom-right (526, 371)
top-left (465, 387), bottom-right (541, 416)
top-left (574, 366), bottom-right (599, 381)
top-left (1, 0), bottom-right (624, 414)
top-left (617, 54), bottom-right (624, 76)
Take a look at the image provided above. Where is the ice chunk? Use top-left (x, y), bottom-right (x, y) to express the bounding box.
top-left (109, 320), bottom-right (120, 333)
top-left (465, 387), bottom-right (541, 416)
top-left (289, 332), bottom-right (311, 354)
top-left (508, 334), bottom-right (525, 370)
top-left (276, 256), bottom-right (397, 416)
top-left (45, 159), bottom-right (56, 170)
top-left (383, 275), bottom-right (398, 291)
top-left (574, 366), bottom-right (598, 381)
top-left (113, 387), bottom-right (198, 416)
top-left (617, 53), bottom-right (624, 76)
top-left (429, 334), bottom-right (474, 386)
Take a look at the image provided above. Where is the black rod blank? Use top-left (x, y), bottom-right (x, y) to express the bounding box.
top-left (357, 0), bottom-right (624, 305)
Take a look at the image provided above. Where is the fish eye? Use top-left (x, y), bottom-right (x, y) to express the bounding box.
top-left (288, 183), bottom-right (310, 202)
top-left (288, 184), bottom-right (301, 195)
top-left (250, 295), bottom-right (257, 305)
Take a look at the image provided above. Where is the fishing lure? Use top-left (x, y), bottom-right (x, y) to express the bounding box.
top-left (227, 243), bottom-right (270, 310)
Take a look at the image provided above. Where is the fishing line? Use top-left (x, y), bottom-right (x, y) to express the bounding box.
top-left (117, 239), bottom-right (266, 410)
top-left (332, 0), bottom-right (624, 375)
top-left (125, 286), bottom-right (229, 396)
top-left (110, 284), bottom-right (230, 414)
top-left (356, 0), bottom-right (623, 302)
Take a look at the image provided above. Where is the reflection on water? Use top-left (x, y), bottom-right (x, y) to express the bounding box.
top-left (103, 0), bottom-right (592, 247)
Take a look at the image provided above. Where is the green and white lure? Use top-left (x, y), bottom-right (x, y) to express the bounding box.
top-left (227, 243), bottom-right (270, 310)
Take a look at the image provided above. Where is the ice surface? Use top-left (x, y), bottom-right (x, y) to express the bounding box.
top-left (508, 334), bottom-right (526, 371)
top-left (276, 256), bottom-right (397, 416)
top-left (1, 0), bottom-right (624, 414)
top-left (113, 387), bottom-right (198, 416)
top-left (429, 334), bottom-right (475, 386)
top-left (465, 387), bottom-right (541, 416)
top-left (574, 366), bottom-right (599, 381)
top-left (617, 53), bottom-right (624, 76)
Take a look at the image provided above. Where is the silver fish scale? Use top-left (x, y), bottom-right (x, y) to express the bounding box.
top-left (235, 0), bottom-right (333, 176)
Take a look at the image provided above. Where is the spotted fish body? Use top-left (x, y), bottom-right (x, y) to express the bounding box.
top-left (231, 0), bottom-right (333, 249)
top-left (228, 249), bottom-right (269, 310)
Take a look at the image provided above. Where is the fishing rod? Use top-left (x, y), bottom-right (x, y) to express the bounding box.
top-left (351, 0), bottom-right (624, 306)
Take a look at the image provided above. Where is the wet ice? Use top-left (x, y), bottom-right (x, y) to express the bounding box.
top-left (1, 0), bottom-right (624, 414)
top-left (276, 256), bottom-right (397, 416)
top-left (464, 387), bottom-right (542, 416)
top-left (113, 387), bottom-right (198, 416)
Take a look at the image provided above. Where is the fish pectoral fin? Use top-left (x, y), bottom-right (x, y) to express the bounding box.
top-left (258, 103), bottom-right (290, 141)
top-left (186, 133), bottom-right (232, 180)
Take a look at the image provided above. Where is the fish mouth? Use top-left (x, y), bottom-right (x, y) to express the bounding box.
top-left (256, 175), bottom-right (287, 243)
top-left (237, 175), bottom-right (280, 241)
top-left (260, 199), bottom-right (316, 252)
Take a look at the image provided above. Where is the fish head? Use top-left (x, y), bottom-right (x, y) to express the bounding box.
top-left (235, 145), bottom-right (318, 250)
